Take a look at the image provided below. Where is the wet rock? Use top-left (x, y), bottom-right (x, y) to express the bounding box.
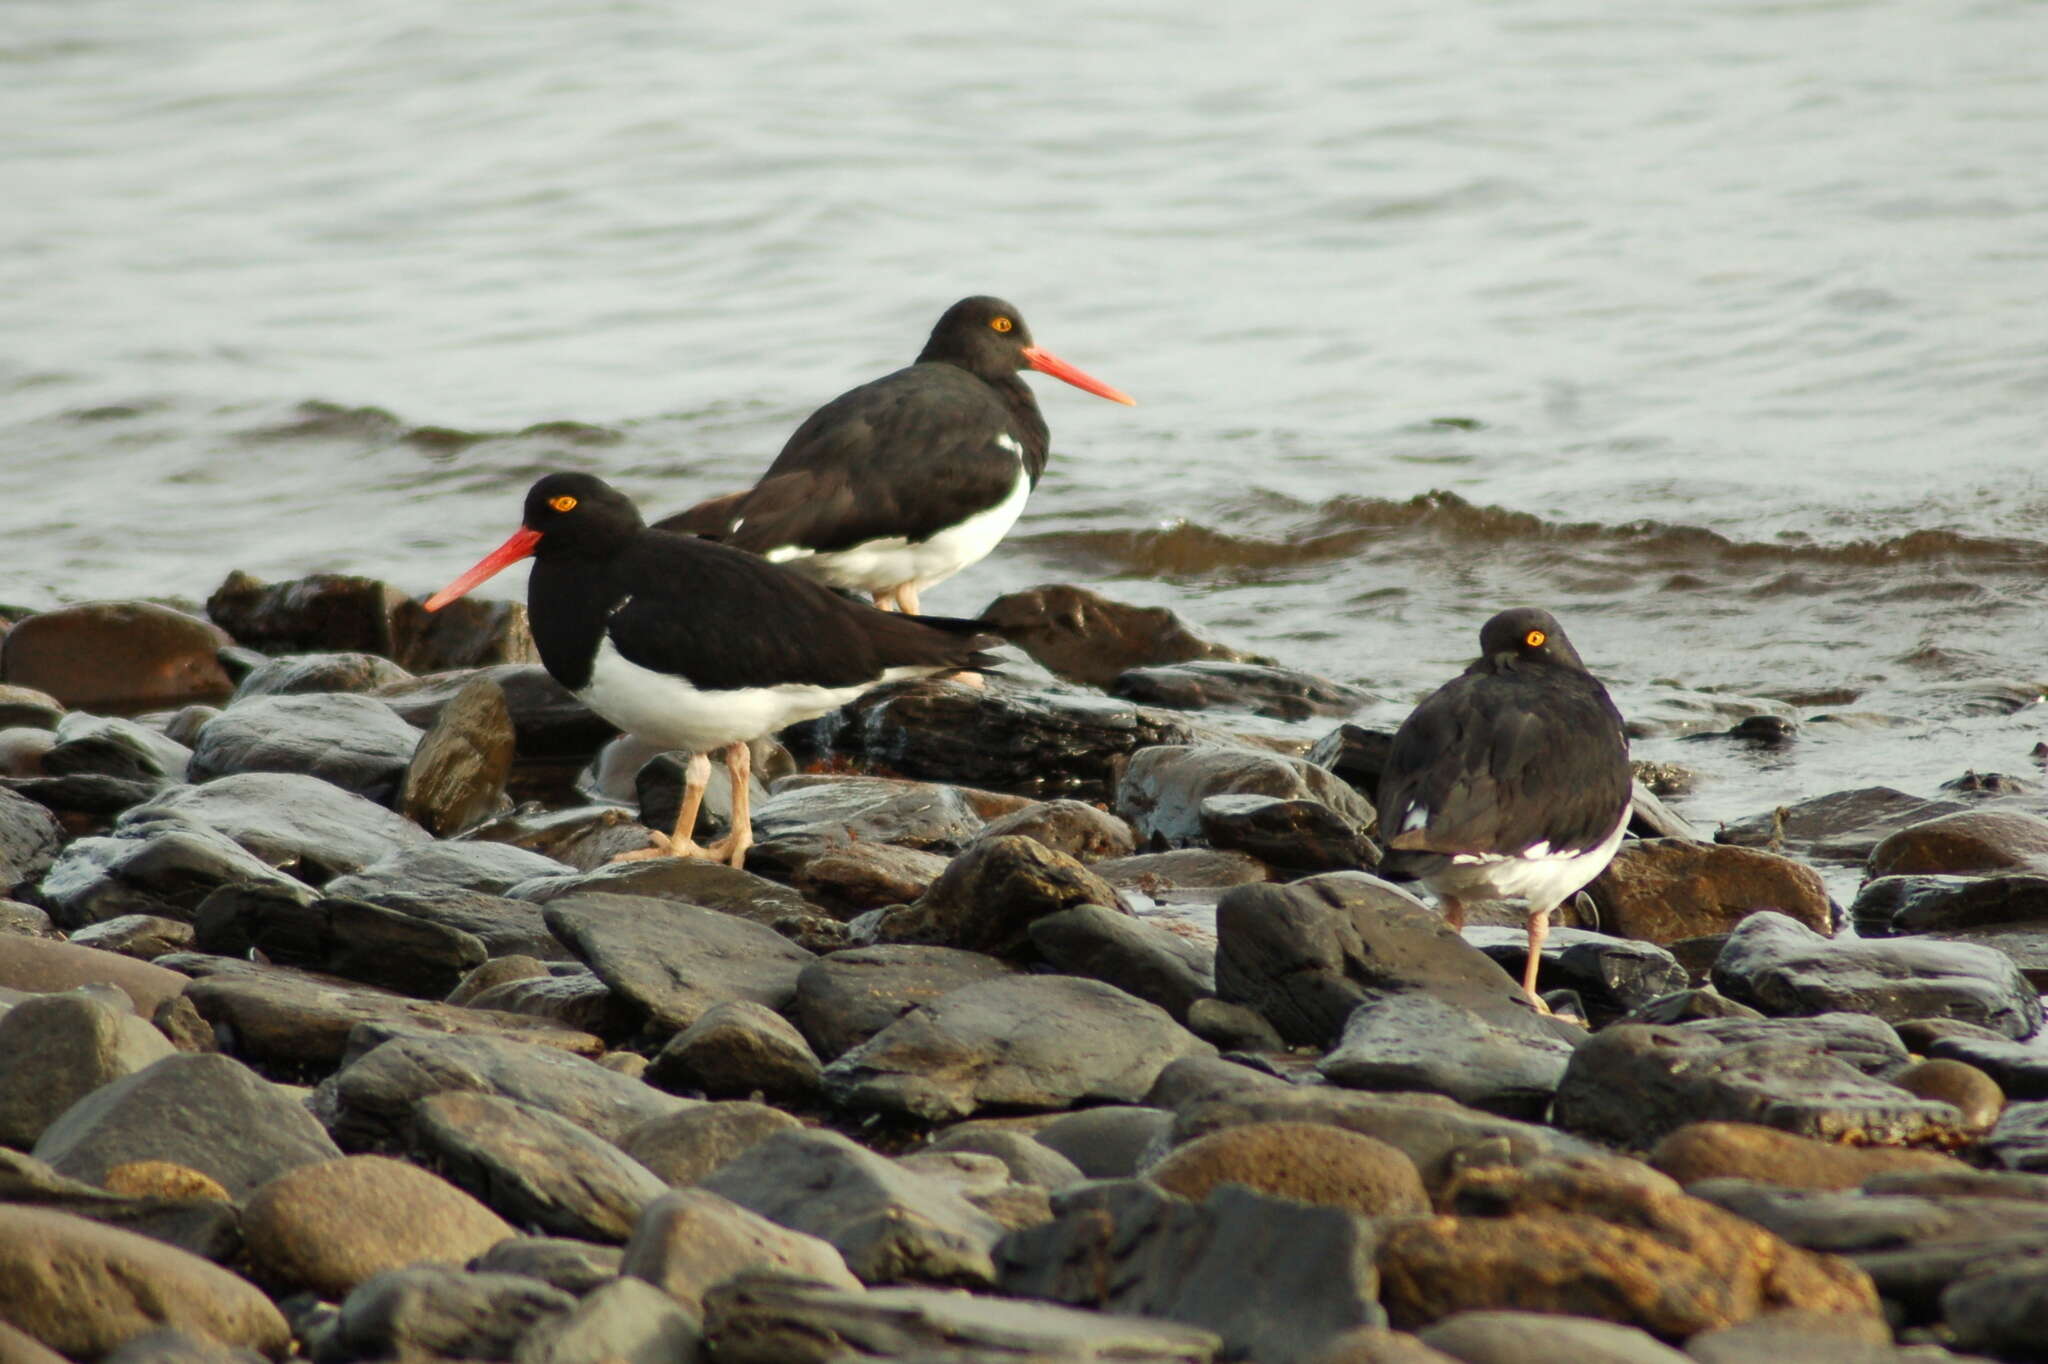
top-left (514, 855), bottom-right (832, 944)
top-left (0, 988), bottom-right (176, 1147)
top-left (413, 1090), bottom-right (667, 1242)
top-left (1942, 1258), bottom-right (2048, 1356)
top-left (45, 712), bottom-right (191, 784)
top-left (329, 840), bottom-right (573, 900)
top-left (972, 797), bottom-right (1137, 863)
top-left (195, 887), bottom-right (487, 998)
top-left (463, 802), bottom-right (658, 872)
top-left (1712, 910), bottom-right (2041, 1039)
top-left (2, 771), bottom-right (165, 828)
top-left (1981, 1099), bottom-right (2048, 1171)
top-left (32, 1052), bottom-right (341, 1196)
top-left (1198, 792), bottom-right (1378, 873)
top-left (0, 937), bottom-right (191, 1015)
top-left (697, 1127), bottom-right (1006, 1286)
top-left (464, 969), bottom-right (636, 1042)
top-left (511, 1276), bottom-right (700, 1364)
top-left (1717, 787), bottom-right (1970, 862)
top-left (1852, 870), bottom-right (2048, 949)
top-left (630, 748), bottom-right (768, 852)
top-left (787, 840), bottom-right (951, 916)
top-left (0, 684), bottom-right (64, 731)
top-left (1649, 1122), bottom-right (1968, 1190)
top-left (1113, 659), bottom-right (1373, 721)
top-left (1892, 1057), bottom-right (2006, 1127)
top-left (0, 601), bottom-right (233, 712)
top-left (541, 891), bottom-right (815, 1036)
top-left (790, 944), bottom-right (1015, 1061)
top-left (1869, 808), bottom-right (2048, 879)
top-left (1464, 926), bottom-right (1688, 1023)
top-left (1318, 989), bottom-right (1578, 1119)
top-left (1585, 839), bottom-right (1832, 944)
top-left (753, 775), bottom-right (989, 851)
top-left (67, 913), bottom-right (195, 960)
top-left (702, 1273), bottom-right (1220, 1364)
top-left (823, 973), bottom-right (1214, 1122)
top-left (323, 1029), bottom-right (682, 1150)
top-left (646, 999), bottom-right (822, 1101)
top-left (795, 681), bottom-right (1203, 803)
top-left (1035, 1106), bottom-right (1176, 1179)
top-left (1915, 1031), bottom-right (2046, 1103)
top-left (0, 785), bottom-right (64, 896)
top-left (356, 887), bottom-right (569, 961)
top-left (190, 693), bottom-right (420, 807)
top-left (1097, 847), bottom-right (1274, 897)
top-left (327, 1263), bottom-right (574, 1363)
top-left (616, 1100), bottom-right (802, 1186)
top-left (1378, 1160), bottom-right (1881, 1339)
top-left (1417, 1312), bottom-right (1689, 1363)
top-left (229, 651), bottom-right (414, 700)
top-left (242, 1154), bottom-right (516, 1297)
top-left (210, 570), bottom-right (538, 672)
top-left (926, 1128), bottom-right (1088, 1191)
top-left (980, 583), bottom-right (1253, 688)
top-left (121, 771), bottom-right (430, 883)
top-left (858, 834), bottom-right (1127, 960)
top-left (620, 1186), bottom-right (860, 1318)
top-left (1142, 1120), bottom-right (1427, 1216)
top-left (399, 675), bottom-right (515, 836)
top-left (469, 1237), bottom-right (624, 1296)
top-left (999, 1178), bottom-right (1381, 1360)
top-left (1552, 1020), bottom-right (1965, 1148)
top-left (37, 819), bottom-right (309, 929)
top-left (1213, 872), bottom-right (1535, 1049)
top-left (377, 664), bottom-right (617, 795)
top-left (1028, 903), bottom-right (1215, 1021)
top-left (0, 1205), bottom-right (288, 1359)
top-left (1117, 743), bottom-right (1375, 849)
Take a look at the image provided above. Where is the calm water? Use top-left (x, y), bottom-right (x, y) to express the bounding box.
top-left (5, 1), bottom-right (2047, 881)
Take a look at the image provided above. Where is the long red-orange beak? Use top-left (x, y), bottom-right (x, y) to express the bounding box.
top-left (423, 526), bottom-right (542, 612)
top-left (1021, 347), bottom-right (1136, 406)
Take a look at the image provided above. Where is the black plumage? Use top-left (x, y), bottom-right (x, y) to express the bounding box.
top-left (1377, 608), bottom-right (1632, 1003)
top-left (656, 295), bottom-right (1131, 614)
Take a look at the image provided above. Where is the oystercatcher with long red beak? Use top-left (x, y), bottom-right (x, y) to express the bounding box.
top-left (658, 296), bottom-right (1134, 615)
top-left (1375, 608), bottom-right (1632, 1006)
top-left (425, 473), bottom-right (998, 868)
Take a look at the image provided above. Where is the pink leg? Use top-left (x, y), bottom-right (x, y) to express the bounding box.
top-left (703, 741), bottom-right (753, 869)
top-left (612, 751), bottom-right (713, 861)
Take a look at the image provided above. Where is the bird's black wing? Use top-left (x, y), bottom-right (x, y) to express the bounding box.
top-left (706, 365), bottom-right (1029, 555)
top-left (603, 531), bottom-right (996, 692)
top-left (1377, 668), bottom-right (1630, 859)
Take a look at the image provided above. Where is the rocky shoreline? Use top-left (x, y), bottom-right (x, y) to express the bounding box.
top-left (2, 572), bottom-right (2047, 1362)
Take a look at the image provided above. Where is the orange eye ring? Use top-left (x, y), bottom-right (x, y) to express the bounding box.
top-left (990, 316), bottom-right (1013, 333)
top-left (1524, 629), bottom-right (1547, 648)
top-left (548, 494), bottom-right (578, 513)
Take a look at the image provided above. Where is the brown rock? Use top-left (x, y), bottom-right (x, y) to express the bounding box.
top-left (243, 1154), bottom-right (516, 1297)
top-left (0, 602), bottom-right (232, 712)
top-left (973, 799), bottom-right (1138, 863)
top-left (1378, 1159), bottom-right (1882, 1339)
top-left (865, 834), bottom-right (1127, 959)
top-left (1867, 809), bottom-right (2048, 879)
top-left (616, 1102), bottom-right (801, 1187)
top-left (0, 1319), bottom-right (66, 1364)
top-left (102, 1162), bottom-right (230, 1202)
top-left (0, 684), bottom-right (64, 730)
top-left (790, 842), bottom-right (951, 916)
top-left (0, 939), bottom-right (191, 1016)
top-left (0, 1205), bottom-right (289, 1358)
top-left (1892, 1057), bottom-right (2004, 1129)
top-left (400, 674), bottom-right (514, 837)
top-left (620, 1187), bottom-right (860, 1319)
top-left (1585, 839), bottom-right (1831, 944)
top-left (447, 954), bottom-right (552, 1006)
top-left (1300, 1327), bottom-right (1462, 1364)
top-left (1648, 1121), bottom-right (1967, 1190)
top-left (1144, 1121), bottom-right (1429, 1217)
top-left (979, 584), bottom-right (1253, 688)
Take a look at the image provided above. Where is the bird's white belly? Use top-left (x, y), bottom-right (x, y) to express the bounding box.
top-left (769, 468), bottom-right (1029, 595)
top-left (1420, 811), bottom-right (1630, 912)
top-left (577, 638), bottom-right (928, 754)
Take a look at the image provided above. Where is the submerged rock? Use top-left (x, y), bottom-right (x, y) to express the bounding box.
top-left (979, 583), bottom-right (1253, 688)
top-left (1112, 659), bottom-right (1373, 721)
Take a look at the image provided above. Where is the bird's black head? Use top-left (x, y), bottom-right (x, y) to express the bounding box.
top-left (1477, 607), bottom-right (1590, 672)
top-left (917, 296), bottom-right (1037, 375)
top-left (520, 472), bottom-right (644, 558)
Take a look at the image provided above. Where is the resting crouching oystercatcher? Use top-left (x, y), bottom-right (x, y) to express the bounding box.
top-left (424, 473), bottom-right (999, 868)
top-left (1375, 608), bottom-right (1632, 1005)
top-left (657, 295), bottom-right (1134, 615)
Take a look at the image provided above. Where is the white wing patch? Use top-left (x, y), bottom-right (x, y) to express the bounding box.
top-left (1399, 805), bottom-right (1430, 833)
top-left (995, 432), bottom-right (1024, 457)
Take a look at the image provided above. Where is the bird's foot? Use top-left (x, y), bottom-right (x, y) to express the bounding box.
top-left (943, 670), bottom-right (988, 690)
top-left (701, 831), bottom-right (752, 869)
top-left (1524, 989), bottom-right (1554, 1016)
top-left (610, 831), bottom-right (727, 864)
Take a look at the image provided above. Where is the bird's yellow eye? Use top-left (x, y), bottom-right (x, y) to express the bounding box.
top-left (1525, 629), bottom-right (1547, 648)
top-left (990, 316), bottom-right (1013, 333)
top-left (549, 495), bottom-right (578, 513)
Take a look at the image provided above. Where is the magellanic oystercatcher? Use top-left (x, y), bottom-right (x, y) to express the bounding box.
top-left (424, 473), bottom-right (999, 868)
top-left (656, 296), bottom-right (1134, 615)
top-left (1375, 608), bottom-right (1632, 1005)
